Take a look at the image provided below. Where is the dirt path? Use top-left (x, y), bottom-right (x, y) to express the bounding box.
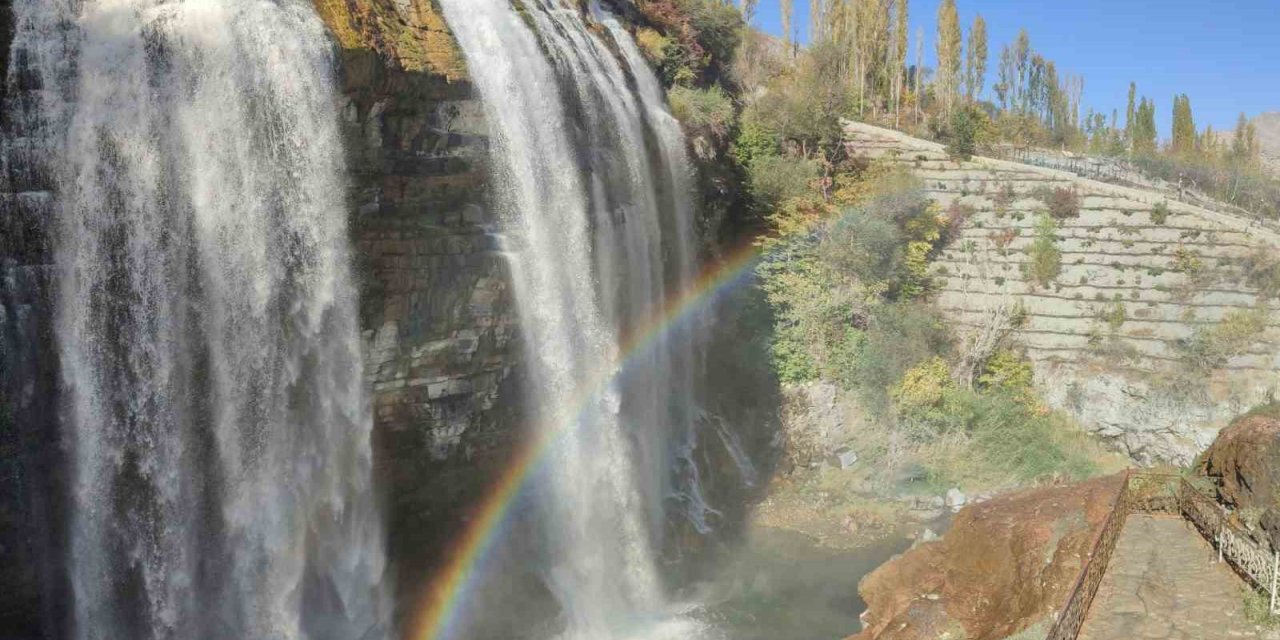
top-left (1079, 515), bottom-right (1268, 640)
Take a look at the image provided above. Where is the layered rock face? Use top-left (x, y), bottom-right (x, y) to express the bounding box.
top-left (847, 123), bottom-right (1280, 465)
top-left (852, 475), bottom-right (1124, 640)
top-left (0, 5), bottom-right (69, 636)
top-left (311, 0), bottom-right (525, 601)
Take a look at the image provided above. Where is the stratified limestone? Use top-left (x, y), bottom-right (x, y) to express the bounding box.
top-left (845, 121), bottom-right (1280, 465)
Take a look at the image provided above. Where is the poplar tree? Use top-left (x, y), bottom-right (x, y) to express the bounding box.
top-left (915, 26), bottom-right (923, 123)
top-left (739, 0), bottom-right (759, 24)
top-left (935, 0), bottom-right (962, 116)
top-left (964, 14), bottom-right (987, 101)
top-left (1133, 98), bottom-right (1157, 155)
top-left (1170, 94), bottom-right (1196, 158)
top-left (994, 42), bottom-right (1013, 109)
top-left (782, 0), bottom-right (794, 53)
top-left (1232, 112), bottom-right (1258, 165)
top-left (1124, 82), bottom-right (1136, 144)
top-left (1012, 29), bottom-right (1030, 110)
top-left (893, 0), bottom-right (909, 124)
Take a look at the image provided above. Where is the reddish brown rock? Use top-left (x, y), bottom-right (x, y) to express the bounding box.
top-left (851, 475), bottom-right (1125, 640)
top-left (1201, 406), bottom-right (1280, 549)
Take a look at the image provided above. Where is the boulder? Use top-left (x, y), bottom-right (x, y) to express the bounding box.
top-left (850, 474), bottom-right (1125, 640)
top-left (1201, 406), bottom-right (1280, 549)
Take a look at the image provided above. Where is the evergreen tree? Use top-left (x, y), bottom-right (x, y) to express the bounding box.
top-left (935, 0), bottom-right (962, 116)
top-left (964, 14), bottom-right (987, 101)
top-left (1170, 94), bottom-right (1196, 157)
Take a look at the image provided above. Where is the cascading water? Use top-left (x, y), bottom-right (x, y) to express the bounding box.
top-left (435, 0), bottom-right (713, 637)
top-left (6, 1), bottom-right (388, 638)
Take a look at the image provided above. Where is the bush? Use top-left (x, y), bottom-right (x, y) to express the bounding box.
top-left (852, 303), bottom-right (953, 416)
top-left (1179, 308), bottom-right (1270, 372)
top-left (1099, 301), bottom-right (1126, 331)
top-left (748, 155), bottom-right (820, 209)
top-left (945, 104), bottom-right (992, 161)
top-left (638, 0), bottom-right (744, 87)
top-left (1242, 248), bottom-right (1280, 300)
top-left (1025, 215), bottom-right (1062, 288)
top-left (978, 349), bottom-right (1036, 399)
top-left (733, 118), bottom-right (780, 168)
top-left (667, 85), bottom-right (734, 137)
top-left (1034, 186), bottom-right (1081, 219)
top-left (992, 182), bottom-right (1016, 217)
top-left (942, 201), bottom-right (976, 245)
top-left (1150, 200), bottom-right (1171, 225)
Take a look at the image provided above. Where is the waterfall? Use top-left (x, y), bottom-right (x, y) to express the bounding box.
top-left (6, 1), bottom-right (388, 638)
top-left (435, 0), bottom-right (712, 637)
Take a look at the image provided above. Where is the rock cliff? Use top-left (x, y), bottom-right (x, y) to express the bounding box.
top-left (310, 0), bottom-right (526, 612)
top-left (846, 122), bottom-right (1280, 465)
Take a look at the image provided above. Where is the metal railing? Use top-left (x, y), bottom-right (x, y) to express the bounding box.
top-left (1044, 471), bottom-right (1280, 640)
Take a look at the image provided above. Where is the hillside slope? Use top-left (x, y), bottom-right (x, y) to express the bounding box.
top-left (846, 122), bottom-right (1280, 464)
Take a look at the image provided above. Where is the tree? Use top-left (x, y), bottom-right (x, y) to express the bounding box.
top-left (810, 0), bottom-right (825, 42)
top-left (994, 43), bottom-right (1012, 109)
top-left (739, 0), bottom-right (759, 24)
top-left (893, 0), bottom-right (908, 124)
top-left (1012, 29), bottom-right (1030, 110)
top-left (1232, 112), bottom-right (1258, 166)
top-left (964, 14), bottom-right (987, 101)
top-left (935, 0), bottom-right (962, 116)
top-left (1170, 94), bottom-right (1196, 158)
top-left (1132, 97), bottom-right (1157, 155)
top-left (1124, 82), bottom-right (1136, 145)
top-left (782, 0), bottom-right (794, 53)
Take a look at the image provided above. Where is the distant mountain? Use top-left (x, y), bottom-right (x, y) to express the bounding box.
top-left (1253, 112), bottom-right (1280, 172)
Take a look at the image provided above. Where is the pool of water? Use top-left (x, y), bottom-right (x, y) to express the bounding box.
top-left (689, 527), bottom-right (915, 640)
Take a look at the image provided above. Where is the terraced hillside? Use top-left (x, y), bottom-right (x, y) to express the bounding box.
top-left (846, 122), bottom-right (1280, 464)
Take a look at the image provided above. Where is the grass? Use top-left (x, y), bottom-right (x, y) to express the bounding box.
top-left (1242, 588), bottom-right (1280, 628)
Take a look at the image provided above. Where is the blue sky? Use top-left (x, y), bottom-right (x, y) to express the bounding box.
top-left (749, 0), bottom-right (1279, 137)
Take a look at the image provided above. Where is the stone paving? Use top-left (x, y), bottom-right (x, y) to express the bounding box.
top-left (1079, 515), bottom-right (1272, 640)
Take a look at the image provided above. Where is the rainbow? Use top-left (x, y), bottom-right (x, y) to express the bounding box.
top-left (406, 239), bottom-right (764, 640)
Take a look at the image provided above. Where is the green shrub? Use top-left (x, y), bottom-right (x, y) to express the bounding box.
top-left (1150, 200), bottom-right (1171, 225)
top-left (1179, 308), bottom-right (1270, 372)
top-left (853, 303), bottom-right (953, 416)
top-left (733, 118), bottom-right (780, 168)
top-left (667, 85), bottom-right (734, 137)
top-left (748, 155), bottom-right (820, 209)
top-left (1025, 215), bottom-right (1062, 288)
top-left (945, 104), bottom-right (992, 161)
top-left (1099, 301), bottom-right (1126, 331)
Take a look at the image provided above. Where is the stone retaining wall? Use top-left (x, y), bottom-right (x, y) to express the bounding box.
top-left (846, 122), bottom-right (1280, 464)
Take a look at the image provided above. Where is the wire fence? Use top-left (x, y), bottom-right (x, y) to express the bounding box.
top-left (1044, 470), bottom-right (1280, 640)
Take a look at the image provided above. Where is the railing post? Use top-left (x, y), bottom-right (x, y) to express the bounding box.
top-left (1270, 551), bottom-right (1279, 615)
top-left (1218, 525), bottom-right (1225, 564)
